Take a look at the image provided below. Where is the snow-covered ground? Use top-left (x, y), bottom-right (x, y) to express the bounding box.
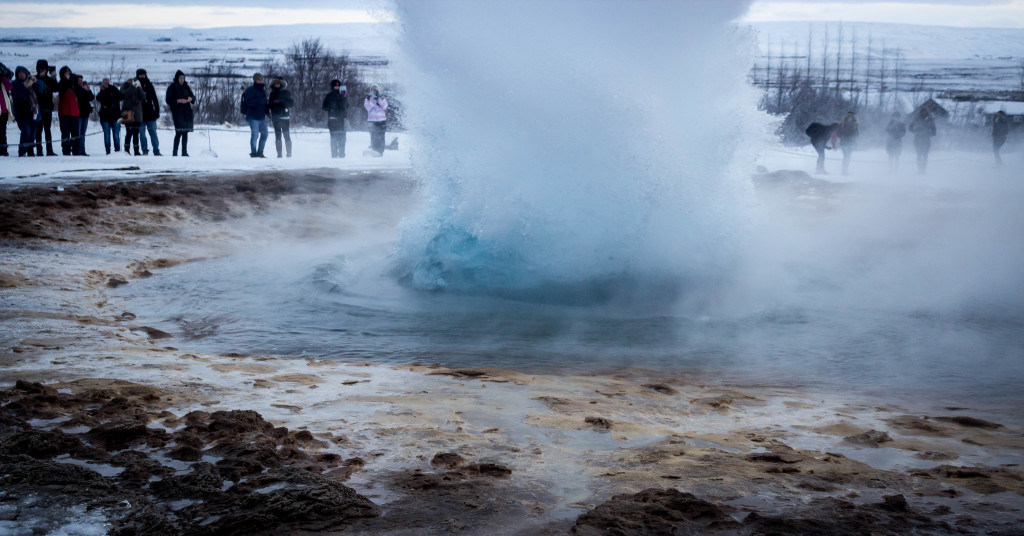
top-left (0, 23), bottom-right (398, 85)
top-left (0, 124), bottom-right (409, 185)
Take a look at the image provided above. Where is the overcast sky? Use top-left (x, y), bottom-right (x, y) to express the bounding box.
top-left (0, 0), bottom-right (1022, 28)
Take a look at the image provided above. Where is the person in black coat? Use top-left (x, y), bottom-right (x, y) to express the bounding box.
top-left (75, 75), bottom-right (94, 156)
top-left (96, 78), bottom-right (123, 154)
top-left (10, 66), bottom-right (39, 157)
top-left (135, 68), bottom-right (161, 155)
top-left (165, 70), bottom-right (195, 157)
top-left (34, 59), bottom-right (58, 156)
top-left (908, 108), bottom-right (937, 174)
top-left (268, 78), bottom-right (293, 158)
top-left (992, 111), bottom-right (1009, 167)
top-left (322, 79), bottom-right (347, 158)
top-left (805, 122), bottom-right (839, 174)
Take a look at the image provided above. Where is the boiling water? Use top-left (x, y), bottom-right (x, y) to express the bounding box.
top-left (114, 2), bottom-right (1024, 411)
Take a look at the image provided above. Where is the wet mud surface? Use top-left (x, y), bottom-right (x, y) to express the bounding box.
top-left (1, 170), bottom-right (1022, 534)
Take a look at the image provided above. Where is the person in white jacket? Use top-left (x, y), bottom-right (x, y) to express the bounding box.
top-left (364, 84), bottom-right (388, 156)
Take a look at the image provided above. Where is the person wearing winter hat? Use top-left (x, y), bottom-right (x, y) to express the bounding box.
top-left (268, 78), bottom-right (293, 158)
top-left (1, 68), bottom-right (12, 157)
top-left (97, 78), bottom-right (123, 154)
top-left (165, 70), bottom-right (195, 157)
top-left (35, 59), bottom-right (58, 156)
top-left (56, 66), bottom-right (80, 155)
top-left (135, 68), bottom-right (162, 155)
top-left (241, 73), bottom-right (269, 157)
top-left (121, 78), bottom-right (145, 156)
top-left (322, 79), bottom-right (347, 158)
top-left (11, 66), bottom-right (40, 157)
top-left (364, 84), bottom-right (388, 156)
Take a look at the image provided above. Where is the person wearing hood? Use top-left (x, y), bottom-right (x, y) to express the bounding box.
top-left (908, 107), bottom-right (937, 174)
top-left (241, 72), bottom-right (269, 158)
top-left (1, 66), bottom-right (12, 157)
top-left (322, 79), bottom-right (347, 158)
top-left (75, 75), bottom-right (95, 156)
top-left (135, 68), bottom-right (162, 155)
top-left (11, 66), bottom-right (40, 156)
top-left (96, 78), bottom-right (123, 154)
top-left (121, 78), bottom-right (144, 156)
top-left (35, 59), bottom-right (58, 156)
top-left (56, 66), bottom-right (80, 155)
top-left (268, 78), bottom-right (293, 158)
top-left (364, 84), bottom-right (388, 156)
top-left (165, 70), bottom-right (195, 157)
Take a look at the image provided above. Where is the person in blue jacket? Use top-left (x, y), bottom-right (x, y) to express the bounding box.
top-left (241, 73), bottom-right (269, 158)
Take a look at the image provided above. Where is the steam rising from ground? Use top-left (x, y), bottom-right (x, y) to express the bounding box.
top-left (393, 0), bottom-right (760, 303)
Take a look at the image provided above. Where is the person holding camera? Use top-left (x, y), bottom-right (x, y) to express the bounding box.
top-left (322, 80), bottom-right (347, 158)
top-left (165, 70), bottom-right (195, 157)
top-left (364, 84), bottom-right (388, 156)
top-left (35, 60), bottom-right (58, 156)
top-left (75, 75), bottom-right (94, 156)
top-left (121, 78), bottom-right (144, 156)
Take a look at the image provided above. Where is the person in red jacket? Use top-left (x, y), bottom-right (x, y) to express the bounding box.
top-left (56, 66), bottom-right (80, 155)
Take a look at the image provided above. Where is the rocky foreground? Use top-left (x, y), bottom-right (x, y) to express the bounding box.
top-left (1, 170), bottom-right (1022, 535)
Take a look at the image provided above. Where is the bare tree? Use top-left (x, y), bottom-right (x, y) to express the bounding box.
top-left (821, 24), bottom-right (830, 90)
top-left (191, 60), bottom-right (244, 125)
top-left (806, 26), bottom-right (813, 82)
top-left (106, 54), bottom-right (127, 85)
top-left (878, 40), bottom-right (888, 110)
top-left (834, 22), bottom-right (844, 99)
top-left (893, 46), bottom-right (905, 109)
top-left (864, 33), bottom-right (873, 110)
top-left (849, 26), bottom-right (858, 108)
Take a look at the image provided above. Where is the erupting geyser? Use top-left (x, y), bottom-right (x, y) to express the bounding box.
top-left (392, 0), bottom-right (761, 303)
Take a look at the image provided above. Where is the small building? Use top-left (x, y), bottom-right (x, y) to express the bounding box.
top-left (914, 98), bottom-right (950, 120)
